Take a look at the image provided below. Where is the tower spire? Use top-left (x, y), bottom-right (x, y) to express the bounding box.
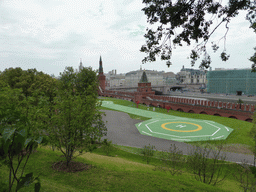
top-left (98, 55), bottom-right (106, 92)
top-left (99, 56), bottom-right (103, 74)
top-left (139, 70), bottom-right (149, 83)
top-left (79, 58), bottom-right (83, 72)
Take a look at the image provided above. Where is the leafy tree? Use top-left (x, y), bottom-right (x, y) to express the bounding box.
top-left (186, 142), bottom-right (229, 185)
top-left (46, 67), bottom-right (107, 167)
top-left (233, 160), bottom-right (256, 192)
top-left (140, 0), bottom-right (256, 68)
top-left (0, 68), bottom-right (58, 138)
top-left (157, 144), bottom-right (184, 175)
top-left (0, 68), bottom-right (57, 101)
top-left (0, 87), bottom-right (43, 192)
top-left (0, 67), bottom-right (24, 89)
top-left (250, 111), bottom-right (256, 166)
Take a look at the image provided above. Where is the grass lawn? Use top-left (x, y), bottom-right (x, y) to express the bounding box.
top-left (1, 97), bottom-right (252, 191)
top-left (0, 145), bottom-right (245, 192)
top-left (98, 97), bottom-right (255, 154)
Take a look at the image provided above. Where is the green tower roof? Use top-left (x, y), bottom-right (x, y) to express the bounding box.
top-left (139, 71), bottom-right (149, 83)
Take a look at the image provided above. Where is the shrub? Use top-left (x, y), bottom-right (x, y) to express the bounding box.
top-left (186, 142), bottom-right (229, 185)
top-left (157, 144), bottom-right (184, 175)
top-left (141, 144), bottom-right (156, 164)
top-left (101, 139), bottom-right (115, 156)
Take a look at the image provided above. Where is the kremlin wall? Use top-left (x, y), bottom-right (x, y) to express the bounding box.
top-left (97, 58), bottom-right (255, 122)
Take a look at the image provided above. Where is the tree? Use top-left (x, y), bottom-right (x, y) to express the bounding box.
top-left (0, 67), bottom-right (23, 89)
top-left (250, 111), bottom-right (256, 166)
top-left (140, 0), bottom-right (256, 69)
top-left (46, 67), bottom-right (107, 167)
top-left (157, 144), bottom-right (184, 176)
top-left (186, 142), bottom-right (229, 185)
top-left (0, 68), bottom-right (56, 101)
top-left (0, 68), bottom-right (58, 139)
top-left (233, 160), bottom-right (256, 192)
top-left (0, 87), bottom-right (43, 192)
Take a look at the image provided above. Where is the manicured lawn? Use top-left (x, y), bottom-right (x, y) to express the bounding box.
top-left (99, 97), bottom-right (254, 153)
top-left (1, 97), bottom-right (253, 191)
top-left (0, 145), bottom-right (243, 192)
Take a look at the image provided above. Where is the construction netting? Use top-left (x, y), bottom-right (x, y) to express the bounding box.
top-left (207, 69), bottom-right (256, 95)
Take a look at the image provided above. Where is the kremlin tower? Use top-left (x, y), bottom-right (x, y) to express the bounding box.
top-left (134, 70), bottom-right (155, 103)
top-left (98, 56), bottom-right (106, 92)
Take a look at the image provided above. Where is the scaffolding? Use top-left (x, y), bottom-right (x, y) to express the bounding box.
top-left (207, 69), bottom-right (256, 95)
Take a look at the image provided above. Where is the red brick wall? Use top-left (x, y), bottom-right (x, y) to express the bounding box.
top-left (99, 90), bottom-right (254, 122)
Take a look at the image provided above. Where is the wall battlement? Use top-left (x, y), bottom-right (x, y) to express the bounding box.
top-left (99, 90), bottom-right (254, 122)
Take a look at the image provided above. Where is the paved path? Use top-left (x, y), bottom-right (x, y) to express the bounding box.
top-left (101, 102), bottom-right (254, 165)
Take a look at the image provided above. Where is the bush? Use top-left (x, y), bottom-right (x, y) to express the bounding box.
top-left (141, 144), bottom-right (156, 164)
top-left (157, 144), bottom-right (184, 175)
top-left (101, 139), bottom-right (115, 156)
top-left (233, 161), bottom-right (256, 192)
top-left (186, 142), bottom-right (229, 185)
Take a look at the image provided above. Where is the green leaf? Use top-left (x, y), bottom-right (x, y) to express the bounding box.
top-left (18, 129), bottom-right (27, 137)
top-left (10, 133), bottom-right (25, 155)
top-left (34, 182), bottom-right (41, 192)
top-left (25, 138), bottom-right (32, 147)
top-left (16, 172), bottom-right (34, 191)
top-left (25, 172), bottom-right (33, 178)
top-left (2, 126), bottom-right (16, 142)
top-left (35, 136), bottom-right (43, 144)
top-left (0, 138), bottom-right (8, 159)
top-left (15, 132), bottom-right (26, 144)
top-left (3, 139), bottom-right (11, 155)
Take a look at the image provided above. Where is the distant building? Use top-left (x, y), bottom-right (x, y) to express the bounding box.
top-left (109, 74), bottom-right (125, 87)
top-left (163, 72), bottom-right (178, 85)
top-left (75, 58), bottom-right (84, 73)
top-left (125, 69), bottom-right (164, 87)
top-left (105, 69), bottom-right (125, 88)
top-left (176, 66), bottom-right (207, 85)
top-left (79, 58), bottom-right (83, 72)
top-left (207, 68), bottom-right (256, 95)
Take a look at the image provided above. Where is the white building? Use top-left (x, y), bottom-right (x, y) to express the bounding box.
top-left (105, 69), bottom-right (125, 88)
top-left (176, 66), bottom-right (207, 85)
top-left (163, 72), bottom-right (178, 85)
top-left (125, 69), bottom-right (165, 87)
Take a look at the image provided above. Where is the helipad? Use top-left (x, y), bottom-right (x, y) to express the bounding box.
top-left (136, 118), bottom-right (232, 142)
top-left (101, 100), bottom-right (233, 142)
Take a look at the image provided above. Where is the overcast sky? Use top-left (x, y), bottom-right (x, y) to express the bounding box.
top-left (0, 0), bottom-right (255, 77)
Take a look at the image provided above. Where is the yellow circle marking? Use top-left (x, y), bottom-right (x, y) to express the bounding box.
top-left (161, 122), bottom-right (202, 132)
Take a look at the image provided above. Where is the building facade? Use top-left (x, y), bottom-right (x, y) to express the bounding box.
top-left (207, 68), bottom-right (256, 95)
top-left (125, 69), bottom-right (164, 87)
top-left (176, 66), bottom-right (207, 85)
top-left (163, 72), bottom-right (178, 85)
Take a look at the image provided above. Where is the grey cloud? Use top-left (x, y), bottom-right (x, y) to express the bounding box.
top-left (0, 8), bottom-right (19, 25)
top-left (123, 0), bottom-right (135, 6)
top-left (108, 11), bottom-right (143, 31)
